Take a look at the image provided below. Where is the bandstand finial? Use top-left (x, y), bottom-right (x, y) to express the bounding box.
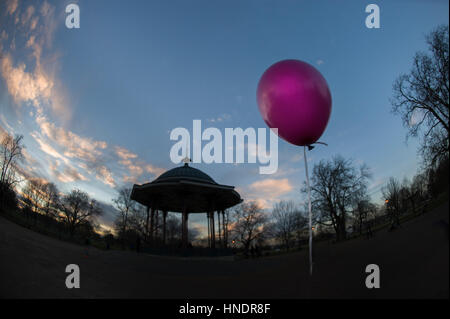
top-left (182, 156), bottom-right (191, 165)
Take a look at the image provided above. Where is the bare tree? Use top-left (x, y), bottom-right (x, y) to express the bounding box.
top-left (293, 209), bottom-right (308, 247)
top-left (221, 208), bottom-right (232, 248)
top-left (41, 182), bottom-right (59, 219)
top-left (0, 134), bottom-right (24, 187)
top-left (391, 25), bottom-right (449, 168)
top-left (353, 198), bottom-right (377, 236)
top-left (113, 187), bottom-right (136, 242)
top-left (60, 189), bottom-right (102, 237)
top-left (426, 158), bottom-right (449, 197)
top-left (163, 214), bottom-right (181, 244)
top-left (307, 156), bottom-right (371, 241)
top-left (188, 226), bottom-right (200, 243)
top-left (411, 172), bottom-right (428, 201)
top-left (271, 200), bottom-right (302, 250)
top-left (399, 178), bottom-right (412, 214)
top-left (231, 201), bottom-right (269, 253)
top-left (22, 178), bottom-right (45, 223)
top-left (382, 177), bottom-right (402, 227)
top-left (125, 204), bottom-right (149, 239)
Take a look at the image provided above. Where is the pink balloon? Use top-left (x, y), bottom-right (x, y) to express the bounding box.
top-left (257, 59), bottom-right (332, 146)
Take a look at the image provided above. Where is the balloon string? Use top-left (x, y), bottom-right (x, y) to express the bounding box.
top-left (304, 146), bottom-right (313, 276)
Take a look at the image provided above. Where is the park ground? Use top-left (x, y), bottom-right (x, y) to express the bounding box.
top-left (0, 201), bottom-right (448, 299)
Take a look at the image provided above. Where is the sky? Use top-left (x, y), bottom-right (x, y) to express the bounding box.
top-left (0, 0), bottom-right (448, 234)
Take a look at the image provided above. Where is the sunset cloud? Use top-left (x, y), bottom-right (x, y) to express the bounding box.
top-left (21, 5), bottom-right (35, 27)
top-left (0, 30), bottom-right (7, 41)
top-left (0, 55), bottom-right (53, 110)
top-left (96, 165), bottom-right (116, 188)
top-left (115, 146), bottom-right (138, 162)
top-left (36, 116), bottom-right (107, 164)
top-left (120, 159), bottom-right (166, 184)
top-left (0, 0), bottom-right (69, 121)
top-left (145, 164), bottom-right (165, 176)
top-left (114, 145), bottom-right (165, 183)
top-left (30, 131), bottom-right (69, 164)
top-left (22, 148), bottom-right (39, 167)
top-left (249, 178), bottom-right (293, 198)
top-left (0, 0), bottom-right (169, 197)
top-left (6, 0), bottom-right (19, 15)
top-left (237, 178), bottom-right (294, 209)
top-left (50, 162), bottom-right (88, 183)
top-left (207, 113), bottom-right (232, 123)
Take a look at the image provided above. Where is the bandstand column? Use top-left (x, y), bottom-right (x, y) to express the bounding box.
top-left (182, 206), bottom-right (189, 248)
top-left (222, 210), bottom-right (227, 248)
top-left (217, 211), bottom-right (222, 247)
top-left (210, 211), bottom-right (215, 249)
top-left (162, 211), bottom-right (167, 245)
top-left (207, 212), bottom-right (211, 248)
top-left (145, 206), bottom-right (150, 241)
top-left (155, 210), bottom-right (159, 240)
top-left (150, 207), bottom-right (155, 243)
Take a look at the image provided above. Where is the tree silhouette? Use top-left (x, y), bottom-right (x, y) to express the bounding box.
top-left (392, 25), bottom-right (449, 168)
top-left (41, 182), bottom-right (60, 219)
top-left (307, 156), bottom-right (371, 241)
top-left (271, 200), bottom-right (306, 250)
top-left (113, 187), bottom-right (136, 244)
top-left (382, 177), bottom-right (402, 227)
top-left (22, 178), bottom-right (45, 224)
top-left (353, 198), bottom-right (376, 236)
top-left (231, 201), bottom-right (269, 254)
top-left (60, 189), bottom-right (103, 237)
top-left (0, 134), bottom-right (24, 187)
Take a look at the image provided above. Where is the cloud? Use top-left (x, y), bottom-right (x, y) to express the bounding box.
top-left (249, 178), bottom-right (293, 198)
top-left (33, 116), bottom-right (122, 187)
top-left (123, 160), bottom-right (166, 183)
top-left (40, 1), bottom-right (52, 17)
top-left (21, 5), bottom-right (35, 27)
top-left (30, 16), bottom-right (39, 31)
top-left (0, 30), bottom-right (7, 41)
top-left (316, 59), bottom-right (324, 65)
top-left (0, 54), bottom-right (53, 111)
top-left (145, 163), bottom-right (165, 176)
top-left (290, 153), bottom-right (303, 163)
top-left (115, 146), bottom-right (138, 162)
top-left (26, 35), bottom-right (36, 48)
top-left (30, 131), bottom-right (69, 164)
top-left (120, 161), bottom-right (165, 184)
top-left (13, 164), bottom-right (42, 185)
top-left (0, 114), bottom-right (15, 135)
top-left (207, 113), bottom-right (232, 123)
top-left (33, 115), bottom-right (165, 187)
top-left (96, 165), bottom-right (116, 188)
top-left (0, 0), bottom-right (69, 121)
top-left (6, 0), bottom-right (19, 15)
top-left (115, 146), bottom-right (138, 168)
top-left (0, 124), bottom-right (8, 140)
top-left (36, 115), bottom-right (107, 164)
top-left (409, 109), bottom-right (425, 127)
top-left (29, 131), bottom-right (100, 185)
top-left (22, 148), bottom-right (39, 167)
top-left (237, 178), bottom-right (294, 209)
top-left (114, 145), bottom-right (165, 183)
top-left (95, 201), bottom-right (121, 228)
top-left (49, 161), bottom-right (87, 183)
top-left (0, 0), bottom-right (165, 198)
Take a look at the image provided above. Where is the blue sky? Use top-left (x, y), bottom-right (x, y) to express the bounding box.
top-left (1, 0), bottom-right (448, 232)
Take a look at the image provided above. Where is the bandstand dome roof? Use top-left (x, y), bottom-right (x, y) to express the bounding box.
top-left (130, 163), bottom-right (242, 213)
top-left (153, 164), bottom-right (217, 185)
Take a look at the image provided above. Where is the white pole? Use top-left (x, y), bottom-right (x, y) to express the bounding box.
top-left (304, 146), bottom-right (313, 275)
